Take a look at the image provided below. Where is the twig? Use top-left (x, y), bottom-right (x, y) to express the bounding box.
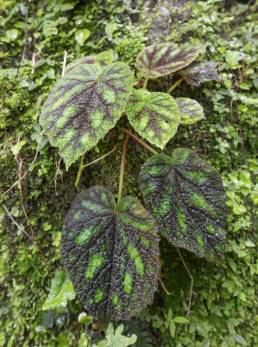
top-left (83, 145), bottom-right (117, 169)
top-left (62, 50), bottom-right (67, 77)
top-left (31, 52), bottom-right (36, 74)
top-left (117, 135), bottom-right (129, 204)
top-left (159, 277), bottom-right (171, 296)
top-left (54, 158), bottom-right (62, 195)
top-left (168, 77), bottom-right (184, 93)
top-left (3, 204), bottom-right (33, 241)
top-left (143, 78), bottom-right (149, 89)
top-left (21, 6), bottom-right (29, 61)
top-left (75, 145), bottom-right (117, 188)
top-left (4, 144), bottom-right (39, 196)
top-left (75, 156), bottom-right (84, 188)
top-left (14, 150), bottom-right (35, 240)
top-left (176, 247), bottom-right (194, 316)
top-left (121, 128), bottom-right (158, 155)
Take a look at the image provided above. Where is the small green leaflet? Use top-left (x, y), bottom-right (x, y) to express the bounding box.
top-left (181, 61), bottom-right (221, 86)
top-left (61, 186), bottom-right (160, 321)
top-left (94, 324), bottom-right (137, 347)
top-left (75, 29), bottom-right (91, 46)
top-left (42, 270), bottom-right (75, 311)
top-left (135, 43), bottom-right (200, 79)
top-left (40, 62), bottom-right (133, 169)
top-left (175, 98), bottom-right (205, 125)
top-left (127, 89), bottom-right (180, 149)
top-left (139, 148), bottom-right (227, 259)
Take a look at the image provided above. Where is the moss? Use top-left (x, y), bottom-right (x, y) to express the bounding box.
top-left (0, 0), bottom-right (257, 345)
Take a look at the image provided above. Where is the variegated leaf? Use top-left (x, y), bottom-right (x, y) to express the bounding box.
top-left (127, 89), bottom-right (180, 149)
top-left (135, 43), bottom-right (200, 79)
top-left (65, 51), bottom-right (114, 74)
top-left (139, 148), bottom-right (227, 260)
top-left (176, 98), bottom-right (205, 125)
top-left (61, 186), bottom-right (160, 321)
top-left (181, 61), bottom-right (221, 86)
top-left (181, 61), bottom-right (221, 87)
top-left (40, 62), bottom-right (133, 169)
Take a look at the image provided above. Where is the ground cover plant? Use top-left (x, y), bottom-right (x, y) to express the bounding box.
top-left (40, 41), bottom-right (227, 321)
top-left (0, 0), bottom-right (257, 346)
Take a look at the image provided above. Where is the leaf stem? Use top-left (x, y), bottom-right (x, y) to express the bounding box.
top-left (176, 247), bottom-right (194, 316)
top-left (168, 77), bottom-right (184, 93)
top-left (143, 77), bottom-right (149, 89)
top-left (117, 134), bottom-right (130, 204)
top-left (75, 145), bottom-right (117, 188)
top-left (159, 277), bottom-right (171, 296)
top-left (62, 50), bottom-right (67, 77)
top-left (75, 156), bottom-right (84, 188)
top-left (121, 128), bottom-right (158, 155)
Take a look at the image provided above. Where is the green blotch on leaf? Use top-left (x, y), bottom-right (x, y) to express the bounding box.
top-left (95, 289), bottom-right (104, 303)
top-left (85, 254), bottom-right (105, 279)
top-left (91, 110), bottom-right (104, 128)
top-left (103, 90), bottom-right (116, 103)
top-left (112, 295), bottom-right (119, 305)
top-left (190, 192), bottom-right (208, 209)
top-left (184, 170), bottom-right (208, 184)
top-left (196, 234), bottom-right (205, 249)
top-left (124, 272), bottom-right (133, 294)
top-left (128, 245), bottom-right (144, 276)
top-left (73, 211), bottom-right (81, 221)
top-left (140, 236), bottom-right (150, 247)
top-left (177, 209), bottom-right (187, 234)
top-left (75, 225), bottom-right (96, 246)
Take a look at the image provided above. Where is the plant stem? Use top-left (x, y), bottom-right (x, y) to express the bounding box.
top-left (122, 128), bottom-right (158, 155)
top-left (159, 277), bottom-right (171, 296)
top-left (117, 134), bottom-right (130, 204)
top-left (168, 77), bottom-right (184, 93)
top-left (143, 77), bottom-right (149, 89)
top-left (84, 145), bottom-right (117, 169)
top-left (176, 247), bottom-right (194, 316)
top-left (75, 156), bottom-right (84, 187)
top-left (62, 50), bottom-right (67, 77)
top-left (75, 145), bottom-right (117, 188)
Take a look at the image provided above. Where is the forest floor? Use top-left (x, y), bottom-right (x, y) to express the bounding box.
top-left (0, 1), bottom-right (257, 346)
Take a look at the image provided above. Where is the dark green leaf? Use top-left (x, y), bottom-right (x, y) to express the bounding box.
top-left (135, 43), bottom-right (201, 79)
top-left (40, 62), bottom-right (133, 169)
top-left (127, 89), bottom-right (180, 149)
top-left (182, 61), bottom-right (221, 86)
top-left (175, 98), bottom-right (205, 125)
top-left (61, 186), bottom-right (160, 321)
top-left (139, 148), bottom-right (227, 259)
